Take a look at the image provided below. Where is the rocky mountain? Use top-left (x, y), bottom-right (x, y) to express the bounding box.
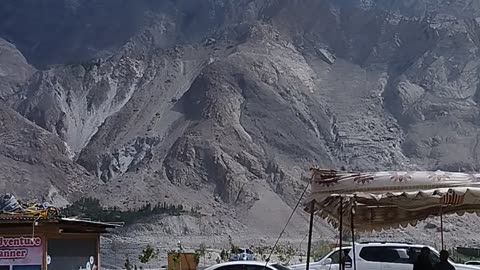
top-left (0, 38), bottom-right (34, 99)
top-left (0, 100), bottom-right (96, 205)
top-left (2, 0), bottom-right (480, 267)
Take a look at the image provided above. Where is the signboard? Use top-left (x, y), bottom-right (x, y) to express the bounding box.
top-left (0, 236), bottom-right (42, 267)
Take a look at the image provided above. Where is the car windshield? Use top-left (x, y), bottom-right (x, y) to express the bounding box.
top-left (315, 252), bottom-right (330, 262)
top-left (316, 248), bottom-right (352, 263)
top-left (271, 264), bottom-right (291, 270)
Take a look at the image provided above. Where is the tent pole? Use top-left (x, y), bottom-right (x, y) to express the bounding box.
top-left (306, 200), bottom-right (315, 270)
top-left (351, 199), bottom-right (357, 270)
top-left (339, 197), bottom-right (344, 270)
top-left (440, 207), bottom-right (444, 250)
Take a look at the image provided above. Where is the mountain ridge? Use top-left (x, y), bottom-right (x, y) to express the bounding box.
top-left (2, 0), bottom-right (480, 267)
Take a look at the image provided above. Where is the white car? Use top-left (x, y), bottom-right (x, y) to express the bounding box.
top-left (290, 247), bottom-right (352, 270)
top-left (291, 242), bottom-right (479, 270)
top-left (346, 242), bottom-right (480, 270)
top-left (204, 261), bottom-right (291, 270)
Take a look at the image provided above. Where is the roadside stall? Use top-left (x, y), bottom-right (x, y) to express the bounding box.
top-left (303, 168), bottom-right (480, 270)
top-left (0, 195), bottom-right (119, 270)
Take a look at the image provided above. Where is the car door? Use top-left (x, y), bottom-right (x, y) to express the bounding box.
top-left (355, 247), bottom-right (383, 270)
top-left (381, 247), bottom-right (408, 270)
top-left (322, 249), bottom-right (352, 270)
top-left (359, 246), bottom-right (416, 270)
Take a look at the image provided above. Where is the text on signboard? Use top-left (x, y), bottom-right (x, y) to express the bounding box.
top-left (0, 237), bottom-right (41, 248)
top-left (0, 249), bottom-right (28, 259)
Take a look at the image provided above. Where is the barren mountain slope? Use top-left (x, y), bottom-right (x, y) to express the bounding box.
top-left (2, 0), bottom-right (480, 267)
top-left (0, 37), bottom-right (34, 99)
top-left (0, 101), bottom-right (96, 205)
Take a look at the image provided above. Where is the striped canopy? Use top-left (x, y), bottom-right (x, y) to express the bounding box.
top-left (306, 168), bottom-right (480, 231)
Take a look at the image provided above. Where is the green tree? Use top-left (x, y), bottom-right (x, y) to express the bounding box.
top-left (220, 249), bottom-right (229, 262)
top-left (275, 243), bottom-right (297, 264)
top-left (194, 252), bottom-right (201, 265)
top-left (62, 198), bottom-right (189, 225)
top-left (197, 243), bottom-right (207, 265)
top-left (228, 236), bottom-right (239, 254)
top-left (253, 246), bottom-right (269, 261)
top-left (139, 245), bottom-right (158, 264)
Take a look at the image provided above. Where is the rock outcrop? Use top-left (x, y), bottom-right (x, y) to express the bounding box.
top-left (0, 101), bottom-right (95, 205)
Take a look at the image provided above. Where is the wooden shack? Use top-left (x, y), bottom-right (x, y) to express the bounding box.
top-left (0, 215), bottom-right (119, 270)
top-left (167, 252), bottom-right (197, 270)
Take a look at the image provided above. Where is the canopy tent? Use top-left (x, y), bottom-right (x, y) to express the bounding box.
top-left (301, 168), bottom-right (480, 270)
top-left (305, 168), bottom-right (480, 232)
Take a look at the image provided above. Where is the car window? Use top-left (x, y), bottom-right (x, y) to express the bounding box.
top-left (359, 246), bottom-right (443, 265)
top-left (359, 247), bottom-right (418, 264)
top-left (328, 249), bottom-right (352, 264)
top-left (427, 249), bottom-right (440, 265)
top-left (406, 247), bottom-right (441, 265)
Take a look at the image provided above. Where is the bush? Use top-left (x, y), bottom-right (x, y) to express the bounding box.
top-left (312, 242), bottom-right (332, 261)
top-left (220, 249), bottom-right (229, 262)
top-left (275, 243), bottom-right (297, 264)
top-left (139, 245), bottom-right (158, 264)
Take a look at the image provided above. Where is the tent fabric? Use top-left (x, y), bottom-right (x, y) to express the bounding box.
top-left (0, 193), bottom-right (60, 219)
top-left (306, 168), bottom-right (480, 232)
top-left (0, 194), bottom-right (20, 212)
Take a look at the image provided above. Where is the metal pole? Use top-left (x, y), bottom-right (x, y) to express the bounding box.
top-left (440, 207), bottom-right (444, 250)
top-left (339, 197), bottom-right (344, 270)
top-left (306, 200), bottom-right (315, 270)
top-left (351, 199), bottom-right (357, 270)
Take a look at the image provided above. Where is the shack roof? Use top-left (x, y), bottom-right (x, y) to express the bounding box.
top-left (0, 213), bottom-right (122, 233)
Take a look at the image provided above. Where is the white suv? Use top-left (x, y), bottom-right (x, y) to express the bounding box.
top-left (291, 242), bottom-right (478, 270)
top-left (290, 246), bottom-right (351, 270)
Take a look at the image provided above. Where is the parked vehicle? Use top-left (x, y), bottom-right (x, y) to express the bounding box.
top-left (347, 242), bottom-right (479, 270)
top-left (291, 242), bottom-right (479, 270)
top-left (229, 248), bottom-right (256, 261)
top-left (290, 247), bottom-right (352, 270)
top-left (204, 260), bottom-right (290, 270)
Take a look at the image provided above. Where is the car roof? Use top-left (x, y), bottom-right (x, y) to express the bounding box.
top-left (335, 246), bottom-right (353, 249)
top-left (205, 261), bottom-right (276, 270)
top-left (356, 243), bottom-right (429, 247)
